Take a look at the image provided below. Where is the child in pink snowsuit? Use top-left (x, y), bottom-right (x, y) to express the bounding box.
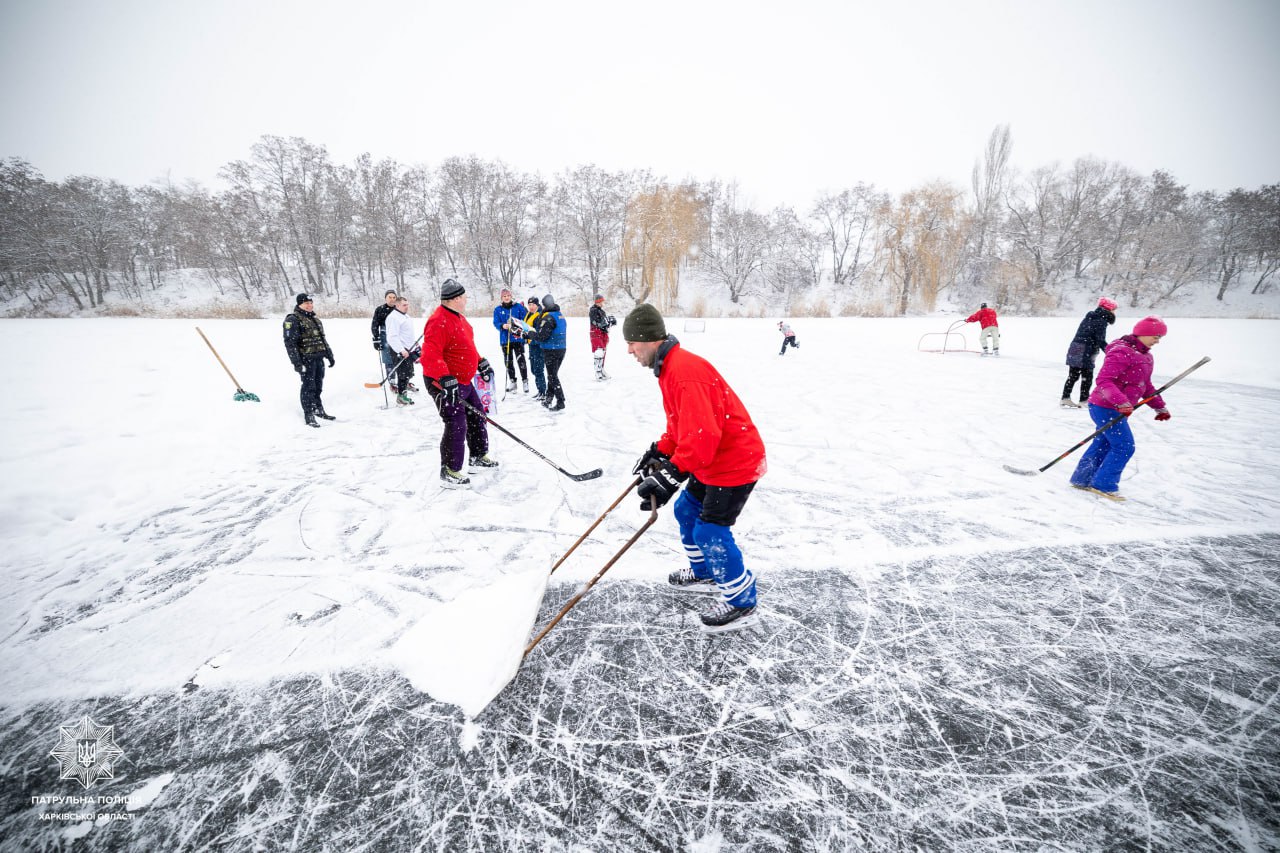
top-left (1069, 316), bottom-right (1172, 500)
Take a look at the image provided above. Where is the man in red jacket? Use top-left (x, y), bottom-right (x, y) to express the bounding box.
top-left (965, 302), bottom-right (1000, 356)
top-left (623, 303), bottom-right (767, 633)
top-left (419, 278), bottom-right (498, 488)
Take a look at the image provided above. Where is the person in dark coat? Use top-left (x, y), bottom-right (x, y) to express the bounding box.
top-left (522, 293), bottom-right (567, 411)
top-left (1061, 297), bottom-right (1117, 408)
top-left (371, 289), bottom-right (399, 389)
top-left (283, 293), bottom-right (336, 427)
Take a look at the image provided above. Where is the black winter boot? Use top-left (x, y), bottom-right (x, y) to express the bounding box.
top-left (305, 411), bottom-right (320, 428)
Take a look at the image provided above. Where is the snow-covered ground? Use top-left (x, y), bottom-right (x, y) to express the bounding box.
top-left (1, 315), bottom-right (1277, 849)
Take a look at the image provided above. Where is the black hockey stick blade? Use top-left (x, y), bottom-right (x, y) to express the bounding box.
top-left (462, 399), bottom-right (603, 482)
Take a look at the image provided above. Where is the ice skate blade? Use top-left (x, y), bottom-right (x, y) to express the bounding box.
top-left (668, 582), bottom-right (720, 596)
top-left (700, 609), bottom-right (761, 634)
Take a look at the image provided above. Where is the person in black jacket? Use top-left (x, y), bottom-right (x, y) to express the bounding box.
top-left (588, 294), bottom-right (616, 380)
top-left (371, 290), bottom-right (400, 389)
top-left (1061, 297), bottom-right (1117, 408)
top-left (284, 293), bottom-right (337, 427)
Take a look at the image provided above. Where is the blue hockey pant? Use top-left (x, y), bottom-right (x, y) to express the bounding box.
top-left (673, 482), bottom-right (757, 608)
top-left (1070, 404), bottom-right (1136, 493)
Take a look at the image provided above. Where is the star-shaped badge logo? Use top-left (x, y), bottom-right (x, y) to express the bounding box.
top-left (49, 715), bottom-right (125, 789)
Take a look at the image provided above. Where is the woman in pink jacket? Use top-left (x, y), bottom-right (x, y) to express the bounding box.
top-left (1069, 316), bottom-right (1172, 500)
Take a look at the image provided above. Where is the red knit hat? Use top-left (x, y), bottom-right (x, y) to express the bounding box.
top-left (1132, 316), bottom-right (1168, 337)
top-left (1098, 297), bottom-right (1117, 311)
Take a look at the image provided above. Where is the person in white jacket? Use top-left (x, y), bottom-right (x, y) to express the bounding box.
top-left (384, 296), bottom-right (420, 406)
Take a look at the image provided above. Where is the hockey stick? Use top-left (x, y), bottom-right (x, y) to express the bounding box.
top-left (376, 352), bottom-right (390, 408)
top-left (524, 506), bottom-right (659, 657)
top-left (1003, 355), bottom-right (1210, 476)
top-left (549, 477), bottom-right (641, 576)
top-left (461, 398), bottom-right (603, 481)
top-left (363, 333), bottom-right (423, 389)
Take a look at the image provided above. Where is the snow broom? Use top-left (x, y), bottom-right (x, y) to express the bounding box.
top-left (196, 327), bottom-right (260, 402)
top-left (1003, 356), bottom-right (1209, 476)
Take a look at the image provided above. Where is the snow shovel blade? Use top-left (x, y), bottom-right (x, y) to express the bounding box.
top-left (233, 389), bottom-right (261, 402)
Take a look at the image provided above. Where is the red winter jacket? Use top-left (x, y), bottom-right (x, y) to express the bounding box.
top-left (419, 305), bottom-right (480, 384)
top-left (965, 307), bottom-right (999, 328)
top-left (654, 343), bottom-right (767, 487)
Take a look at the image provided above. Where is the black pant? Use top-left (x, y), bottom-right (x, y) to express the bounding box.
top-left (780, 335), bottom-right (797, 355)
top-left (394, 352), bottom-right (414, 391)
top-left (1063, 365), bottom-right (1095, 401)
top-left (299, 356), bottom-right (326, 414)
top-left (504, 341), bottom-right (527, 383)
top-left (543, 348), bottom-right (566, 406)
top-left (687, 477), bottom-right (756, 526)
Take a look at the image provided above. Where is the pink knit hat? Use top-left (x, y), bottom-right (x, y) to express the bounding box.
top-left (1098, 297), bottom-right (1118, 311)
top-left (1132, 316), bottom-right (1168, 337)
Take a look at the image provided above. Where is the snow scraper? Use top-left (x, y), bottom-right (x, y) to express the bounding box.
top-left (524, 477), bottom-right (657, 657)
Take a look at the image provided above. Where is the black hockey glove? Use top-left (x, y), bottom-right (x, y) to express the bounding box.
top-left (294, 362), bottom-right (305, 375)
top-left (373, 339), bottom-right (383, 351)
top-left (607, 315), bottom-right (617, 327)
top-left (326, 354), bottom-right (336, 368)
top-left (438, 375), bottom-right (459, 406)
top-left (638, 460), bottom-right (686, 511)
top-left (632, 442), bottom-right (669, 477)
top-left (477, 358), bottom-right (494, 383)
top-left (409, 347), bottom-right (421, 362)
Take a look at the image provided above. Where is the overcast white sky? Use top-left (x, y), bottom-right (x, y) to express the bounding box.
top-left (2, 0), bottom-right (1277, 208)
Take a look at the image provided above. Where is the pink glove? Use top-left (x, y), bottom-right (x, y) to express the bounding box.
top-left (1154, 409), bottom-right (1172, 421)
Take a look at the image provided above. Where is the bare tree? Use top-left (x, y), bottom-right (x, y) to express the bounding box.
top-left (810, 183), bottom-right (883, 290)
top-left (701, 182), bottom-right (772, 304)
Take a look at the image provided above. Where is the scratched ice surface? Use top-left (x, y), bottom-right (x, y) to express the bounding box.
top-left (0, 318), bottom-right (1277, 849)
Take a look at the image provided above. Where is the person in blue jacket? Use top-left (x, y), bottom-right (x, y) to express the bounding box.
top-left (1061, 297), bottom-right (1117, 408)
top-left (492, 288), bottom-right (529, 393)
top-left (524, 293), bottom-right (567, 410)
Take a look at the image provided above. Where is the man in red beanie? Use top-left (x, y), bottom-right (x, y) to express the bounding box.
top-left (1061, 297), bottom-right (1117, 407)
top-left (1070, 315), bottom-right (1171, 501)
top-left (588, 294), bottom-right (616, 380)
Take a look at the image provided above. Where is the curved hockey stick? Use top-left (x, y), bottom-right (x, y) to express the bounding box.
top-left (1004, 356), bottom-right (1210, 476)
top-left (461, 399), bottom-right (603, 481)
top-left (524, 506), bottom-right (659, 657)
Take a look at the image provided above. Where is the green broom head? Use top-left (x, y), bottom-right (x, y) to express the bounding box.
top-left (233, 389), bottom-right (261, 402)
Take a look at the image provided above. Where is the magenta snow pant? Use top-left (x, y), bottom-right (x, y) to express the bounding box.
top-left (427, 382), bottom-right (489, 472)
top-left (1070, 404), bottom-right (1135, 493)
